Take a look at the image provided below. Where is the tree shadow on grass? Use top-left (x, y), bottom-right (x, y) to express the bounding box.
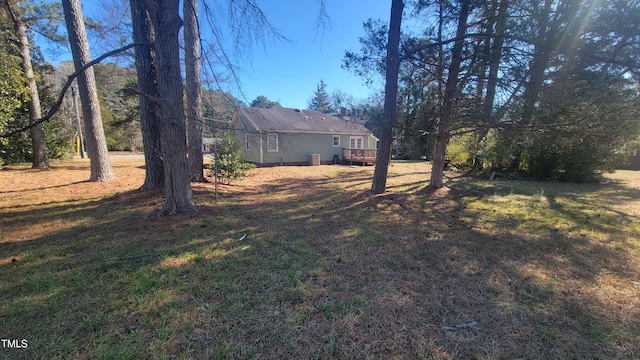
top-left (0, 181), bottom-right (89, 196)
top-left (0, 187), bottom-right (263, 359)
top-left (191, 171), bottom-right (639, 358)
top-left (1, 169), bottom-right (638, 359)
top-left (224, 171), bottom-right (639, 358)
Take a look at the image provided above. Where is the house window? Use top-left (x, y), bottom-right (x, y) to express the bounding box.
top-left (245, 134), bottom-right (250, 151)
top-left (350, 136), bottom-right (363, 149)
top-left (267, 133), bottom-right (278, 152)
top-left (332, 135), bottom-right (340, 147)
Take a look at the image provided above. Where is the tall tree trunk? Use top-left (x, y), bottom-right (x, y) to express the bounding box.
top-left (521, 0), bottom-right (554, 125)
top-left (428, 0), bottom-right (471, 189)
top-left (483, 0), bottom-right (508, 123)
top-left (437, 0), bottom-right (445, 98)
top-left (473, 0), bottom-right (509, 171)
top-left (429, 129), bottom-right (450, 188)
top-left (4, 0), bottom-right (48, 169)
top-left (371, 0), bottom-right (403, 194)
top-left (144, 0), bottom-right (197, 214)
top-left (62, 0), bottom-right (114, 181)
top-left (506, 0), bottom-right (554, 171)
top-left (184, 0), bottom-right (203, 182)
top-left (131, 0), bottom-right (163, 190)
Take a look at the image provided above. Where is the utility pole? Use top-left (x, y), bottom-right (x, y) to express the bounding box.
top-left (71, 86), bottom-right (86, 158)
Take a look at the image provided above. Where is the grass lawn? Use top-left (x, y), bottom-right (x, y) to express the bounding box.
top-left (1, 158), bottom-right (639, 359)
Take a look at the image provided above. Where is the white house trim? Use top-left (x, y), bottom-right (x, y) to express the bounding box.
top-left (267, 133), bottom-right (278, 152)
top-left (259, 132), bottom-right (264, 163)
top-left (349, 136), bottom-right (363, 149)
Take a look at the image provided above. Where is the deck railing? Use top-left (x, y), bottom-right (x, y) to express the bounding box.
top-left (342, 148), bottom-right (377, 165)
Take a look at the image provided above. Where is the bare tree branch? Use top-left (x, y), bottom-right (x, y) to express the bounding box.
top-left (313, 0), bottom-right (333, 46)
top-left (199, 0), bottom-right (291, 104)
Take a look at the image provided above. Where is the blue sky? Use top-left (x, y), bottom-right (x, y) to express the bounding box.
top-left (43, 0), bottom-right (393, 109)
top-left (224, 0), bottom-right (392, 108)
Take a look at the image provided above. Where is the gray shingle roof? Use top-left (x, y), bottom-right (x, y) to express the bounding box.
top-left (238, 107), bottom-right (373, 135)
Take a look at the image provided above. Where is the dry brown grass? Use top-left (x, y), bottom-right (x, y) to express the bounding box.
top-left (1, 157), bottom-right (639, 359)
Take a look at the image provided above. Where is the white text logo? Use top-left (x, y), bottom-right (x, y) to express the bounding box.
top-left (1, 339), bottom-right (28, 349)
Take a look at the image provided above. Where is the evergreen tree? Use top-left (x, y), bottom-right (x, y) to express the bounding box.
top-left (62, 0), bottom-right (114, 182)
top-left (308, 79), bottom-right (332, 113)
top-left (344, 0), bottom-right (640, 184)
top-left (250, 95), bottom-right (280, 108)
top-left (4, 0), bottom-right (48, 169)
top-left (92, 63), bottom-right (140, 151)
top-left (0, 28), bottom-right (29, 168)
top-left (371, 0), bottom-right (403, 194)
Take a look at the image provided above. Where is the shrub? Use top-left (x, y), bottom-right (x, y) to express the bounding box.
top-left (204, 134), bottom-right (256, 184)
top-left (446, 132), bottom-right (478, 170)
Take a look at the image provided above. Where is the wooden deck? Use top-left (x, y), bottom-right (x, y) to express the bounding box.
top-left (342, 148), bottom-right (377, 165)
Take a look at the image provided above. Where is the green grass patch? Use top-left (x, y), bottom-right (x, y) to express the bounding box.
top-left (1, 161), bottom-right (639, 359)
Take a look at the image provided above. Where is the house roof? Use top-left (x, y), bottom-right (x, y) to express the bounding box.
top-left (235, 107), bottom-right (375, 136)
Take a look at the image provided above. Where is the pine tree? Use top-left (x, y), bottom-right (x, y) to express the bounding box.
top-left (62, 0), bottom-right (114, 182)
top-left (308, 80), bottom-right (332, 113)
top-left (4, 0), bottom-right (48, 169)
